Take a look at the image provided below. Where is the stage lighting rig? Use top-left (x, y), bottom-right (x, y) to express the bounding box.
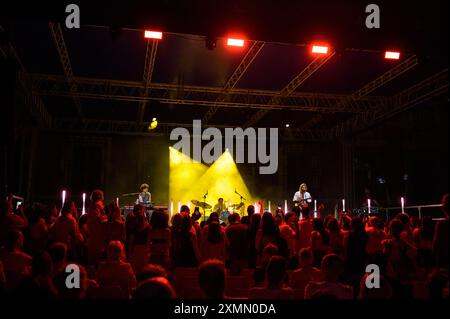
top-left (148, 117), bottom-right (158, 130)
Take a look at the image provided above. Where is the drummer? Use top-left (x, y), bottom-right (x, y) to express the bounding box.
top-left (213, 198), bottom-right (226, 214)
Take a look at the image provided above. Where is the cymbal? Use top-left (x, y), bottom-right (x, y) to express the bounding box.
top-left (191, 200), bottom-right (212, 209)
top-left (121, 192), bottom-right (140, 197)
top-left (229, 202), bottom-right (244, 209)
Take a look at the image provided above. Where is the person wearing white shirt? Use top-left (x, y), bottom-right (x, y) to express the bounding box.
top-left (292, 183), bottom-right (312, 205)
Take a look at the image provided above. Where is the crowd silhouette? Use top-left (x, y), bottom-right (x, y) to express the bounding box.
top-left (0, 191), bottom-right (448, 299)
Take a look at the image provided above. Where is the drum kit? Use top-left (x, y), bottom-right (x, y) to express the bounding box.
top-left (190, 199), bottom-right (245, 224)
top-left (120, 190), bottom-right (246, 224)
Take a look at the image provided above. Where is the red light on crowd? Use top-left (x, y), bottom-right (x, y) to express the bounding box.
top-left (385, 51), bottom-right (400, 60)
top-left (311, 45), bottom-right (329, 54)
top-left (144, 30), bottom-right (163, 39)
top-left (227, 38), bottom-right (245, 47)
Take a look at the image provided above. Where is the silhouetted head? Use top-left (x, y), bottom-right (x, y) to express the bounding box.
top-left (134, 277), bottom-right (176, 299)
top-left (198, 259), bottom-right (226, 299)
top-left (321, 254), bottom-right (344, 282)
top-left (261, 212), bottom-right (277, 237)
top-left (180, 205), bottom-right (190, 216)
top-left (150, 210), bottom-right (169, 229)
top-left (90, 189), bottom-right (104, 202)
top-left (247, 205), bottom-right (255, 216)
top-left (228, 212), bottom-right (241, 224)
top-left (298, 248), bottom-right (314, 267)
top-left (389, 219), bottom-right (404, 239)
top-left (266, 256), bottom-right (287, 287)
top-left (326, 217), bottom-right (340, 233)
top-left (136, 264), bottom-right (168, 283)
top-left (106, 240), bottom-right (126, 262)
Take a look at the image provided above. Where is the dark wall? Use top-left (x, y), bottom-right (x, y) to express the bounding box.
top-left (32, 132), bottom-right (169, 206)
top-left (353, 97), bottom-right (448, 207)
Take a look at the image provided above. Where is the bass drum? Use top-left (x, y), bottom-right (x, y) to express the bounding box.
top-left (219, 210), bottom-right (230, 225)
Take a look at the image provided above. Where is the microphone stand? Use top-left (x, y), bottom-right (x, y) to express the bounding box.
top-left (235, 189), bottom-right (246, 215)
top-left (203, 190), bottom-right (208, 222)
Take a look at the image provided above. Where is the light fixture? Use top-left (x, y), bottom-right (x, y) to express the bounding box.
top-left (144, 30), bottom-right (163, 40)
top-left (385, 51), bottom-right (400, 60)
top-left (311, 45), bottom-right (329, 54)
top-left (148, 117), bottom-right (158, 130)
top-left (227, 38), bottom-right (245, 47)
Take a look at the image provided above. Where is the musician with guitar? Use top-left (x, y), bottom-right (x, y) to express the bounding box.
top-left (292, 183), bottom-right (312, 206)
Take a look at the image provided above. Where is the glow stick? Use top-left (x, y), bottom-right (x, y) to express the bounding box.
top-left (284, 200), bottom-right (288, 214)
top-left (268, 201), bottom-right (271, 213)
top-left (62, 190), bottom-right (66, 207)
top-left (314, 199), bottom-right (317, 218)
top-left (368, 199), bottom-right (371, 214)
top-left (82, 193), bottom-right (86, 215)
top-left (401, 197), bottom-right (405, 214)
top-left (342, 199), bottom-right (345, 212)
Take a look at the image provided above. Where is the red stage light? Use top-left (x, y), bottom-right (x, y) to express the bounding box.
top-left (385, 51), bottom-right (400, 60)
top-left (311, 45), bottom-right (329, 54)
top-left (227, 38), bottom-right (245, 47)
top-left (144, 30), bottom-right (163, 39)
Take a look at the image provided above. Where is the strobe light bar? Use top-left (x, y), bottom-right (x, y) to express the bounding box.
top-left (385, 51), bottom-right (400, 60)
top-left (312, 45), bottom-right (329, 54)
top-left (227, 38), bottom-right (245, 47)
top-left (144, 30), bottom-right (163, 39)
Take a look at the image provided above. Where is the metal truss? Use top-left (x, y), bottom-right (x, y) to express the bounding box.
top-left (0, 25), bottom-right (52, 128)
top-left (51, 117), bottom-right (329, 140)
top-left (244, 52), bottom-right (336, 127)
top-left (46, 69), bottom-right (448, 140)
top-left (137, 39), bottom-right (159, 123)
top-left (299, 54), bottom-right (419, 132)
top-left (202, 41), bottom-right (266, 123)
top-left (327, 68), bottom-right (449, 139)
top-left (353, 55), bottom-right (418, 98)
top-left (48, 22), bottom-right (83, 117)
top-left (31, 73), bottom-right (387, 113)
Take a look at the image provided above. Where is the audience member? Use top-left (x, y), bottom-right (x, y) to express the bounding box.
top-left (96, 241), bottom-right (136, 298)
top-left (149, 210), bottom-right (171, 269)
top-left (290, 248), bottom-right (323, 292)
top-left (304, 253), bottom-right (353, 299)
top-left (198, 259), bottom-right (226, 299)
top-left (249, 256), bottom-right (293, 299)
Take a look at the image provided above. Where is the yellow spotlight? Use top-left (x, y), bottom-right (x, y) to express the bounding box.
top-left (169, 147), bottom-right (208, 206)
top-left (169, 148), bottom-right (253, 216)
top-left (148, 118), bottom-right (158, 130)
top-left (182, 151), bottom-right (253, 212)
